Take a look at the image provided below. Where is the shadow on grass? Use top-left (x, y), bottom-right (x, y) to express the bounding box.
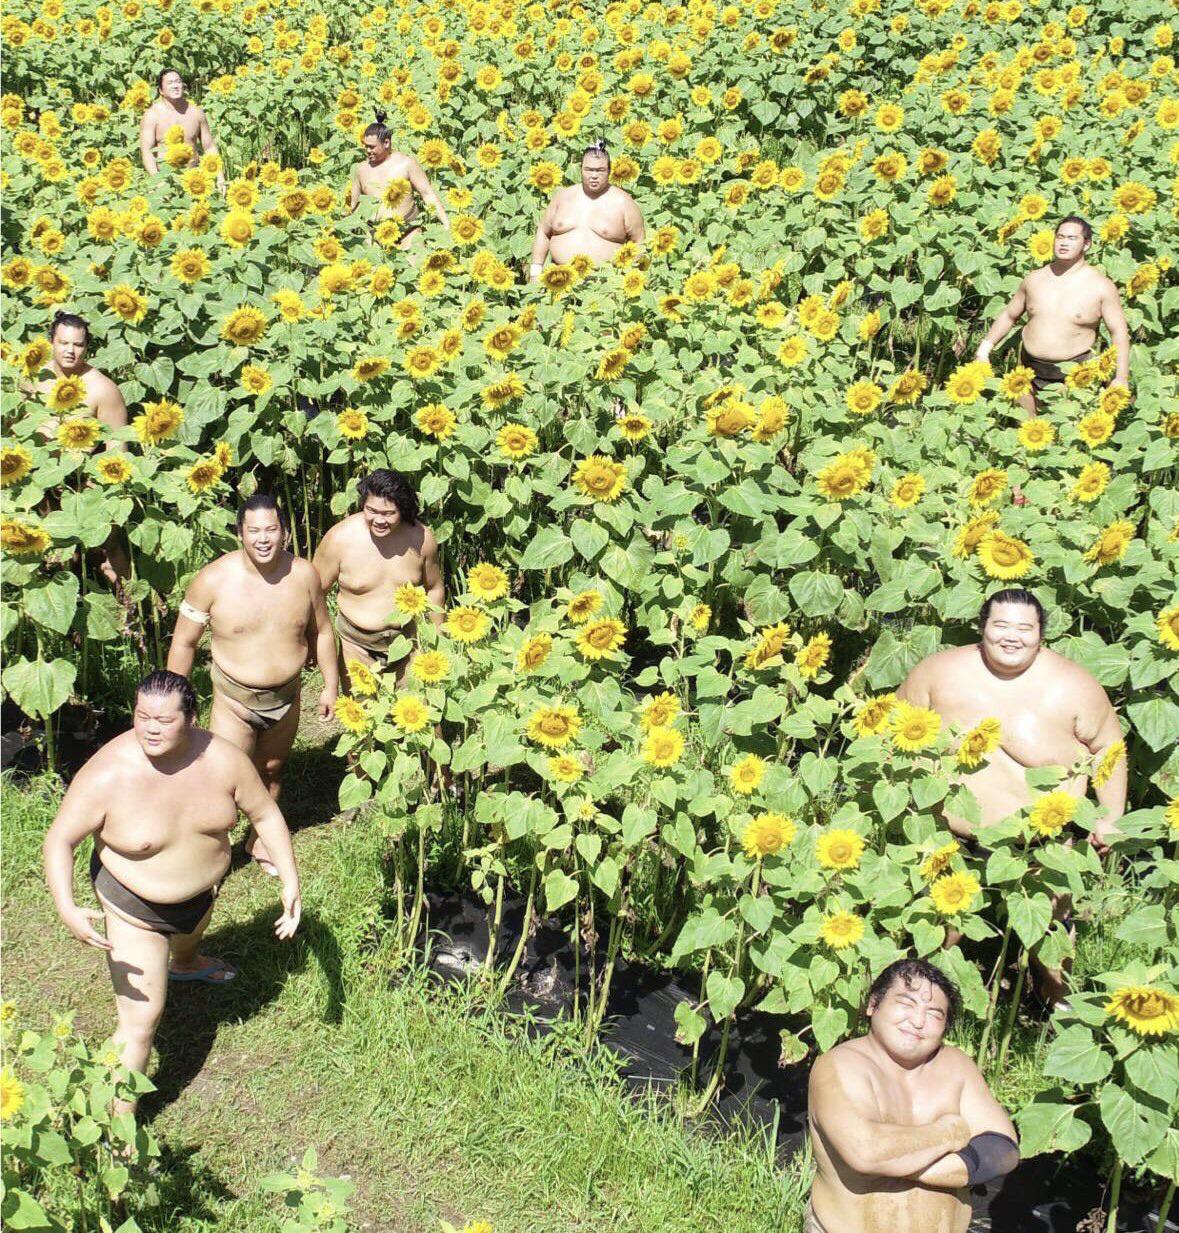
top-left (146, 1141), bottom-right (236, 1224)
top-left (279, 740), bottom-right (347, 835)
top-left (141, 907), bottom-right (345, 1123)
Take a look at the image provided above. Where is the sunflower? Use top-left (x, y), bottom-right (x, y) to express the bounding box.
top-left (133, 399), bottom-right (183, 445)
top-left (741, 811), bottom-right (796, 858)
top-left (415, 404), bottom-right (457, 440)
top-left (616, 412), bottom-right (653, 443)
top-left (394, 584), bottom-right (429, 617)
top-left (889, 474), bottom-right (926, 509)
top-left (1, 444), bottom-right (33, 486)
top-left (516, 633), bottom-right (552, 673)
top-left (967, 469), bottom-right (1008, 507)
top-left (1084, 520), bottom-right (1135, 566)
top-left (1093, 740), bottom-right (1125, 789)
top-left (572, 456), bottom-right (627, 503)
top-left (920, 840), bottom-right (960, 883)
top-left (167, 248), bottom-right (211, 290)
top-left (815, 828), bottom-right (865, 871)
top-left (1018, 418), bottom-right (1056, 451)
top-left (411, 651), bottom-right (450, 684)
top-left (346, 659), bottom-right (379, 697)
top-left (729, 754), bottom-right (767, 796)
top-left (46, 375), bottom-right (86, 412)
top-left (353, 356), bottom-right (391, 382)
top-left (945, 362), bottom-right (990, 404)
top-left (445, 606), bottom-right (490, 643)
top-left (239, 365), bottom-right (272, 397)
top-left (1077, 410), bottom-right (1115, 447)
top-left (929, 872), bottom-right (981, 916)
top-left (336, 409), bottom-right (369, 440)
top-left (546, 754), bottom-right (584, 784)
top-left (467, 563), bottom-right (509, 603)
top-left (1104, 986), bottom-right (1179, 1037)
top-left (334, 695), bottom-right (372, 734)
top-left (845, 380), bottom-right (883, 417)
top-left (392, 694), bottom-right (430, 733)
top-left (1, 1068), bottom-right (25, 1121)
top-left (815, 449), bottom-right (874, 501)
top-left (186, 458), bottom-right (222, 494)
top-left (220, 210), bottom-right (254, 247)
top-left (795, 633), bottom-right (832, 680)
top-left (820, 911), bottom-right (865, 950)
top-left (978, 531), bottom-right (1035, 580)
top-left (957, 718), bottom-right (1002, 768)
top-left (852, 693), bottom-right (896, 737)
top-left (1, 520), bottom-right (51, 556)
top-left (526, 704), bottom-right (581, 748)
top-left (641, 725), bottom-right (686, 768)
top-left (890, 702), bottom-right (942, 751)
top-left (1157, 605), bottom-right (1179, 652)
top-left (103, 284), bottom-right (149, 324)
top-left (638, 692), bottom-right (681, 731)
top-left (1069, 463), bottom-right (1111, 503)
top-left (56, 417), bottom-right (101, 452)
top-left (745, 622), bottom-right (791, 670)
top-left (1028, 790), bottom-right (1077, 837)
top-left (221, 305), bottom-right (268, 346)
top-left (576, 617), bottom-right (627, 662)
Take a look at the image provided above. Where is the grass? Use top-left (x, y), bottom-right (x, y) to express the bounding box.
top-left (1, 702), bottom-right (812, 1233)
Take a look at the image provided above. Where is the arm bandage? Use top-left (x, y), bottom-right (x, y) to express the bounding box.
top-left (956, 1132), bottom-right (1019, 1186)
top-left (530, 262), bottom-right (544, 278)
top-left (179, 599), bottom-right (210, 627)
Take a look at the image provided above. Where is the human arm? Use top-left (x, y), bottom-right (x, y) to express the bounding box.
top-left (139, 110), bottom-right (159, 175)
top-left (166, 567), bottom-right (216, 678)
top-left (232, 752), bottom-right (301, 937)
top-left (95, 376), bottom-right (129, 441)
top-left (895, 658), bottom-right (933, 707)
top-left (421, 528), bottom-right (445, 629)
top-left (1101, 281), bottom-right (1131, 389)
top-left (309, 567), bottom-right (339, 719)
top-left (975, 281), bottom-right (1028, 362)
top-left (625, 197), bottom-right (645, 249)
top-left (529, 199), bottom-right (555, 280)
top-left (1081, 702), bottom-right (1128, 850)
top-left (42, 765), bottom-right (113, 950)
top-left (808, 1053), bottom-right (972, 1180)
top-left (311, 528), bottom-right (340, 596)
top-left (912, 1053), bottom-right (1018, 1190)
top-left (407, 157), bottom-right (449, 228)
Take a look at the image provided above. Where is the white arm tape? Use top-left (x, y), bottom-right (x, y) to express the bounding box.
top-left (530, 262), bottom-right (544, 277)
top-left (179, 599), bottom-right (210, 627)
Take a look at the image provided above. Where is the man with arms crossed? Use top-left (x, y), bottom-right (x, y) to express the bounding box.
top-left (808, 959), bottom-right (1019, 1233)
top-left (975, 215), bottom-right (1131, 412)
top-left (529, 139), bottom-right (645, 280)
top-left (897, 588), bottom-right (1127, 1001)
top-left (43, 671), bottom-right (301, 1117)
top-left (313, 470), bottom-right (444, 689)
top-left (348, 112), bottom-right (449, 248)
top-left (168, 494), bottom-right (338, 874)
top-left (140, 68), bottom-right (225, 189)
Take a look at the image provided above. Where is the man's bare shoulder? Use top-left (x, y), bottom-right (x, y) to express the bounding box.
top-left (324, 513), bottom-right (364, 541)
top-left (83, 730), bottom-right (141, 778)
top-left (813, 1037), bottom-right (874, 1078)
top-left (417, 521), bottom-right (438, 553)
top-left (609, 185), bottom-right (638, 206)
top-left (200, 729), bottom-right (252, 775)
top-left (908, 644), bottom-right (975, 682)
top-left (932, 1042), bottom-right (982, 1078)
top-left (1038, 646), bottom-right (1109, 699)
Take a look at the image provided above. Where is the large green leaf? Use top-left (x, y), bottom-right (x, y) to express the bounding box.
top-left (2, 657), bottom-right (76, 718)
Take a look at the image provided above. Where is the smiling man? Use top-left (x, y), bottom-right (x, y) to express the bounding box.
top-left (168, 494), bottom-right (338, 873)
top-left (139, 67), bottom-right (224, 187)
top-left (313, 470), bottom-right (444, 690)
top-left (807, 959), bottom-right (1019, 1233)
top-left (348, 111), bottom-right (448, 248)
top-left (974, 214), bottom-right (1131, 412)
top-left (529, 138), bottom-right (645, 277)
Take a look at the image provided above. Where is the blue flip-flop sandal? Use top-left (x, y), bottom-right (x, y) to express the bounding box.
top-left (169, 959), bottom-right (236, 984)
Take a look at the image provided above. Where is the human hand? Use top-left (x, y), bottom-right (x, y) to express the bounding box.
top-left (1089, 823), bottom-right (1118, 858)
top-left (936, 1113), bottom-right (971, 1152)
top-left (62, 905), bottom-right (112, 950)
top-left (318, 685), bottom-right (337, 721)
top-left (275, 884), bottom-right (301, 939)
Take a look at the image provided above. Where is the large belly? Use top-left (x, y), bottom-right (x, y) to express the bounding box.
top-left (210, 628), bottom-right (308, 688)
top-left (371, 193), bottom-right (419, 224)
top-left (947, 749), bottom-right (1088, 834)
top-left (550, 226), bottom-right (621, 264)
top-left (812, 1174), bottom-right (969, 1233)
top-left (97, 832), bottom-right (232, 903)
top-left (1021, 318), bottom-right (1096, 362)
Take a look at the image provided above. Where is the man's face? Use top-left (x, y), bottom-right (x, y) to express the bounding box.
top-left (363, 134), bottom-right (389, 165)
top-left (362, 495), bottom-right (400, 537)
top-left (160, 71), bottom-right (185, 100)
top-left (868, 976), bottom-right (950, 1064)
top-left (1054, 222), bottom-right (1089, 261)
top-left (581, 154), bottom-right (610, 193)
top-left (240, 507), bottom-right (284, 567)
top-left (133, 691), bottom-right (190, 758)
top-left (51, 325), bottom-right (87, 371)
top-left (981, 600), bottom-right (1042, 674)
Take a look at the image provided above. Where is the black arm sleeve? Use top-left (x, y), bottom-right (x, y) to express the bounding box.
top-left (956, 1132), bottom-right (1020, 1186)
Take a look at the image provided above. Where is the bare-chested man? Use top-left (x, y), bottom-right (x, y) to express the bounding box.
top-left (975, 215), bottom-right (1131, 413)
top-left (139, 67), bottom-right (224, 189)
top-left (313, 470), bottom-right (444, 690)
top-left (43, 671), bottom-right (301, 1116)
top-left (348, 112), bottom-right (449, 249)
top-left (898, 587), bottom-right (1127, 1002)
top-left (808, 959), bottom-right (1019, 1233)
top-left (168, 494), bottom-right (338, 873)
top-left (529, 139), bottom-right (645, 278)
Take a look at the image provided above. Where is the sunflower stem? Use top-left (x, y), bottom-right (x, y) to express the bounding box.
top-left (1105, 1157), bottom-right (1123, 1233)
top-left (996, 946), bottom-right (1028, 1071)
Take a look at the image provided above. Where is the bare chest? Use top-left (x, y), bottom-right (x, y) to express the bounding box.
top-left (360, 158), bottom-right (412, 193)
top-left (337, 541), bottom-right (422, 595)
top-left (211, 577), bottom-right (310, 639)
top-left (151, 106), bottom-right (201, 144)
top-left (870, 1065), bottom-right (963, 1126)
top-left (100, 771), bottom-right (238, 853)
top-left (932, 679), bottom-right (1081, 766)
top-left (553, 195), bottom-right (626, 239)
top-left (1026, 277), bottom-right (1101, 326)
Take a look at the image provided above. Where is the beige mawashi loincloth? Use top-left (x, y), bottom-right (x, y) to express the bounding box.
top-left (210, 660), bottom-right (300, 731)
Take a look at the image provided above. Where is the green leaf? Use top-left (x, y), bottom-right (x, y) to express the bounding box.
top-left (2, 657), bottom-right (76, 718)
top-left (1125, 1044), bottom-right (1179, 1107)
top-left (337, 774), bottom-right (373, 811)
top-left (811, 1003), bottom-right (850, 1051)
top-left (1, 1189), bottom-right (54, 1230)
top-left (788, 571), bottom-right (844, 616)
top-left (1007, 891), bottom-right (1053, 947)
top-left (1015, 1092), bottom-right (1092, 1157)
top-left (518, 525), bottom-right (574, 571)
top-left (739, 893), bottom-right (774, 934)
top-left (543, 868), bottom-right (578, 913)
top-left (1099, 1082), bottom-right (1170, 1165)
top-left (23, 573), bottom-right (79, 635)
top-left (705, 971), bottom-right (744, 1020)
top-left (1127, 698), bottom-right (1179, 753)
top-left (569, 518), bottom-right (609, 561)
top-left (83, 592), bottom-right (123, 641)
top-left (673, 999), bottom-right (707, 1045)
top-left (1043, 1025), bottom-right (1113, 1085)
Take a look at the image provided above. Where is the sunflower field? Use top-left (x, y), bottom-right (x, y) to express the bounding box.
top-left (2, 0), bottom-right (1178, 1216)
